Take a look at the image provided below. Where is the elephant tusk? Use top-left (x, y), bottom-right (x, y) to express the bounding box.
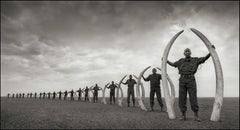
top-left (102, 82), bottom-right (110, 104)
top-left (191, 28), bottom-right (224, 122)
top-left (117, 75), bottom-right (127, 107)
top-left (161, 30), bottom-right (184, 119)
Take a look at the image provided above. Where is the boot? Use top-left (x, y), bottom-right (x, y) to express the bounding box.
top-left (194, 112), bottom-right (201, 122)
top-left (151, 106), bottom-right (154, 111)
top-left (160, 106), bottom-right (164, 112)
top-left (179, 112), bottom-right (186, 121)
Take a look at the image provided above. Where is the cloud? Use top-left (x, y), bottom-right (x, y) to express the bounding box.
top-left (1, 1), bottom-right (239, 97)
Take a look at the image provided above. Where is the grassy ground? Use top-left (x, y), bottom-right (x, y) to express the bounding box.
top-left (1, 97), bottom-right (239, 129)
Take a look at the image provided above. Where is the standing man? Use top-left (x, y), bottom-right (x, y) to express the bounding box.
top-left (76, 88), bottom-right (83, 101)
top-left (43, 92), bottom-right (46, 99)
top-left (68, 89), bottom-right (75, 100)
top-left (22, 93), bottom-right (25, 98)
top-left (107, 81), bottom-right (118, 104)
top-left (142, 68), bottom-right (164, 112)
top-left (30, 93), bottom-right (33, 98)
top-left (39, 92), bottom-right (42, 99)
top-left (166, 47), bottom-right (214, 121)
top-left (57, 91), bottom-right (63, 100)
top-left (12, 93), bottom-right (15, 98)
top-left (19, 93), bottom-right (22, 98)
top-left (52, 91), bottom-right (56, 100)
top-left (47, 92), bottom-right (51, 99)
top-left (92, 84), bottom-right (102, 103)
top-left (122, 75), bottom-right (137, 107)
top-left (64, 90), bottom-right (68, 100)
top-left (34, 92), bottom-right (37, 99)
top-left (84, 86), bottom-right (89, 102)
top-left (16, 93), bottom-right (19, 98)
top-left (7, 93), bottom-right (10, 98)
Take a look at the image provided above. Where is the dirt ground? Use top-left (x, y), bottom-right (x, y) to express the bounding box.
top-left (1, 97), bottom-right (239, 129)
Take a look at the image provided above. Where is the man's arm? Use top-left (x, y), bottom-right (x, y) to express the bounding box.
top-left (142, 75), bottom-right (150, 81)
top-left (198, 53), bottom-right (211, 64)
top-left (122, 80), bottom-right (128, 85)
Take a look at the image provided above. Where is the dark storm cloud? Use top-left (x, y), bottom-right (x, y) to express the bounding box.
top-left (1, 1), bottom-right (239, 97)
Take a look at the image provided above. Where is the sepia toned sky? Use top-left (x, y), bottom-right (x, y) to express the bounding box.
top-left (1, 1), bottom-right (239, 97)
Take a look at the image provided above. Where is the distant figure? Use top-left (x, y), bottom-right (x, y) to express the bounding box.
top-left (34, 93), bottom-right (37, 99)
top-left (107, 81), bottom-right (118, 104)
top-left (16, 93), bottom-right (19, 98)
top-left (43, 92), bottom-right (46, 99)
top-left (143, 68), bottom-right (164, 111)
top-left (47, 92), bottom-right (51, 99)
top-left (57, 91), bottom-right (63, 100)
top-left (92, 84), bottom-right (102, 103)
top-left (76, 88), bottom-right (82, 101)
top-left (64, 90), bottom-right (68, 100)
top-left (52, 91), bottom-right (56, 99)
top-left (30, 93), bottom-right (33, 98)
top-left (27, 93), bottom-right (29, 98)
top-left (122, 75), bottom-right (137, 107)
top-left (166, 47), bottom-right (214, 122)
top-left (68, 89), bottom-right (75, 100)
top-left (7, 93), bottom-right (10, 98)
top-left (84, 87), bottom-right (89, 101)
top-left (12, 93), bottom-right (15, 98)
top-left (39, 93), bottom-right (42, 99)
top-left (19, 93), bottom-right (22, 98)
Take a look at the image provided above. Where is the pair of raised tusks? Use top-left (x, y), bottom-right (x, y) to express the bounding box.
top-left (161, 28), bottom-right (223, 122)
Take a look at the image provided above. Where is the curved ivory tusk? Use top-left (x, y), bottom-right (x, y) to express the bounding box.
top-left (136, 66), bottom-right (151, 111)
top-left (117, 75), bottom-right (127, 107)
top-left (162, 30), bottom-right (184, 119)
top-left (156, 67), bottom-right (175, 105)
top-left (133, 74), bottom-right (145, 98)
top-left (191, 28), bottom-right (224, 122)
top-left (89, 86), bottom-right (94, 102)
top-left (102, 82), bottom-right (110, 104)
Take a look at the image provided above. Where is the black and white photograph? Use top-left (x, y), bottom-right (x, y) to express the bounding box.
top-left (1, 1), bottom-right (239, 129)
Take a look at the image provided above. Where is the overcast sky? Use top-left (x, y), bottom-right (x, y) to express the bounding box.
top-left (1, 1), bottom-right (239, 97)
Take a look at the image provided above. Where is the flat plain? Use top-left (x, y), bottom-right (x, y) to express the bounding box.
top-left (1, 97), bottom-right (239, 129)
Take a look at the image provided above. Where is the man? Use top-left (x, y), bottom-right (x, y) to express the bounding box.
top-left (7, 93), bottom-right (10, 98)
top-left (84, 86), bottom-right (89, 102)
top-left (107, 81), bottom-right (118, 104)
top-left (64, 90), bottom-right (68, 100)
top-left (27, 93), bottom-right (29, 98)
top-left (39, 93), bottom-right (42, 99)
top-left (16, 93), bottom-right (19, 98)
top-left (166, 47), bottom-right (214, 122)
top-left (43, 92), bottom-right (46, 99)
top-left (34, 93), bottom-right (37, 99)
top-left (142, 68), bottom-right (164, 112)
top-left (19, 93), bottom-right (22, 98)
top-left (57, 91), bottom-right (63, 100)
top-left (76, 88), bottom-right (82, 101)
top-left (22, 93), bottom-right (25, 98)
top-left (92, 84), bottom-right (102, 103)
top-left (47, 92), bottom-right (51, 99)
top-left (122, 75), bottom-right (137, 107)
top-left (52, 91), bottom-right (57, 100)
top-left (12, 93), bottom-right (15, 98)
top-left (30, 93), bottom-right (33, 98)
top-left (68, 89), bottom-right (75, 100)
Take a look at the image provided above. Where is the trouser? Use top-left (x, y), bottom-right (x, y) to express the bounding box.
top-left (59, 96), bottom-right (61, 99)
top-left (127, 89), bottom-right (135, 104)
top-left (150, 87), bottom-right (163, 108)
top-left (179, 79), bottom-right (199, 113)
top-left (85, 94), bottom-right (89, 101)
top-left (64, 96), bottom-right (67, 100)
top-left (110, 92), bottom-right (115, 103)
top-left (93, 92), bottom-right (98, 102)
top-left (70, 96), bottom-right (74, 100)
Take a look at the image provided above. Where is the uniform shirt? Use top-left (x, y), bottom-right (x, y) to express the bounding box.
top-left (93, 86), bottom-right (101, 93)
top-left (144, 74), bottom-right (162, 89)
top-left (76, 89), bottom-right (82, 96)
top-left (123, 79), bottom-right (136, 90)
top-left (172, 55), bottom-right (210, 75)
top-left (85, 88), bottom-right (89, 95)
top-left (108, 84), bottom-right (118, 93)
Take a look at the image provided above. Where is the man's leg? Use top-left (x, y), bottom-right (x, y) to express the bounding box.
top-left (188, 81), bottom-right (200, 122)
top-left (113, 93), bottom-right (115, 104)
top-left (127, 90), bottom-right (130, 107)
top-left (132, 90), bottom-right (135, 107)
top-left (110, 93), bottom-right (112, 104)
top-left (156, 88), bottom-right (164, 111)
top-left (179, 83), bottom-right (187, 120)
top-left (96, 93), bottom-right (98, 102)
top-left (150, 89), bottom-right (155, 111)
